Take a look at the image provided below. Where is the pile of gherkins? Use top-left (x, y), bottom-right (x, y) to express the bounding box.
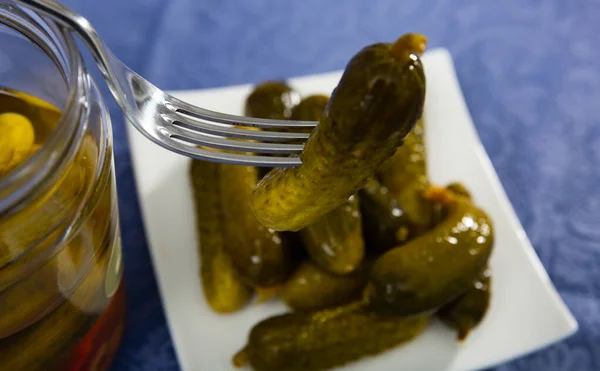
top-left (189, 34), bottom-right (494, 371)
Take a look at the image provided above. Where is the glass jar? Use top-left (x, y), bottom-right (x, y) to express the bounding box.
top-left (0, 3), bottom-right (125, 370)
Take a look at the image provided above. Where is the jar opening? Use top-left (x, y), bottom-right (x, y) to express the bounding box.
top-left (0, 3), bottom-right (89, 215)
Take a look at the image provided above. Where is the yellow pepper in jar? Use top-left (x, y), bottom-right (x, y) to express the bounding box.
top-left (0, 112), bottom-right (36, 176)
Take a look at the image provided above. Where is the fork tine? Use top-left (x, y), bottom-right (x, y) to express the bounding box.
top-left (158, 134), bottom-right (302, 167)
top-left (165, 125), bottom-right (304, 154)
top-left (168, 96), bottom-right (318, 129)
top-left (13, 0), bottom-right (311, 167)
top-left (166, 117), bottom-right (311, 142)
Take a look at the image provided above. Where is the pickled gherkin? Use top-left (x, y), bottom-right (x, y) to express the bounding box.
top-left (292, 95), bottom-right (365, 274)
top-left (251, 33), bottom-right (427, 232)
top-left (245, 81), bottom-right (299, 120)
top-left (244, 82), bottom-right (305, 252)
top-left (366, 187), bottom-right (494, 316)
top-left (359, 177), bottom-right (415, 253)
top-left (233, 302), bottom-right (428, 371)
top-left (279, 261), bottom-right (366, 311)
top-left (438, 268), bottom-right (491, 340)
top-left (244, 81), bottom-right (300, 178)
top-left (301, 194), bottom-right (364, 274)
top-left (190, 160), bottom-right (252, 313)
top-left (289, 94), bottom-right (329, 127)
top-left (219, 164), bottom-right (295, 287)
top-left (189, 31), bottom-right (503, 369)
top-left (377, 118), bottom-right (433, 232)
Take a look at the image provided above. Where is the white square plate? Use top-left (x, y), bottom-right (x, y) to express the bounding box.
top-left (126, 49), bottom-right (578, 371)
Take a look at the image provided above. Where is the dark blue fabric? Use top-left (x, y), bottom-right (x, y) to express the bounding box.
top-left (58, 0), bottom-right (600, 369)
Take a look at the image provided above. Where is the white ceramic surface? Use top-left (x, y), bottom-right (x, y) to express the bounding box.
top-left (126, 48), bottom-right (578, 371)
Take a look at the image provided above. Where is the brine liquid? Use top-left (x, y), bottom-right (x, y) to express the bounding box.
top-left (0, 88), bottom-right (125, 370)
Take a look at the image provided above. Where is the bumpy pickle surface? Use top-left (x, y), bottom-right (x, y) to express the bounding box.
top-left (190, 160), bottom-right (253, 313)
top-left (234, 302), bottom-right (428, 371)
top-left (377, 118), bottom-right (433, 232)
top-left (301, 194), bottom-right (365, 274)
top-left (251, 34), bottom-right (427, 232)
top-left (366, 188), bottom-right (494, 316)
top-left (219, 164), bottom-right (294, 287)
top-left (292, 95), bottom-right (365, 274)
top-left (279, 261), bottom-right (366, 311)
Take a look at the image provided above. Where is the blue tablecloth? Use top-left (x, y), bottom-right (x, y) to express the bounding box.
top-left (60, 0), bottom-right (600, 370)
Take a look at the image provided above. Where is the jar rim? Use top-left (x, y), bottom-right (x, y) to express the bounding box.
top-left (0, 3), bottom-right (89, 215)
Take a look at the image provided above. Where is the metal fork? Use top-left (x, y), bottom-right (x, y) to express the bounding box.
top-left (14, 0), bottom-right (317, 167)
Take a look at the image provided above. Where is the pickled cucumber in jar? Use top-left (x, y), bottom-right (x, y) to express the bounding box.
top-left (0, 88), bottom-right (75, 268)
top-left (0, 237), bottom-right (120, 370)
top-left (0, 87), bottom-right (124, 370)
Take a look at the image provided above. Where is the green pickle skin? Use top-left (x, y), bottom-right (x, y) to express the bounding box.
top-left (245, 81), bottom-right (301, 179)
top-left (234, 302), bottom-right (428, 371)
top-left (290, 94), bottom-right (329, 128)
top-left (366, 194), bottom-right (494, 316)
top-left (219, 164), bottom-right (295, 287)
top-left (301, 194), bottom-right (365, 274)
top-left (377, 118), bottom-right (433, 232)
top-left (359, 177), bottom-right (415, 253)
top-left (292, 95), bottom-right (366, 275)
top-left (438, 268), bottom-right (492, 340)
top-left (279, 261), bottom-right (367, 311)
top-left (245, 81), bottom-right (299, 120)
top-left (446, 182), bottom-right (472, 199)
top-left (243, 82), bottom-right (306, 251)
top-left (251, 34), bottom-right (427, 232)
top-left (222, 34), bottom-right (498, 370)
top-left (189, 160), bottom-right (253, 313)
